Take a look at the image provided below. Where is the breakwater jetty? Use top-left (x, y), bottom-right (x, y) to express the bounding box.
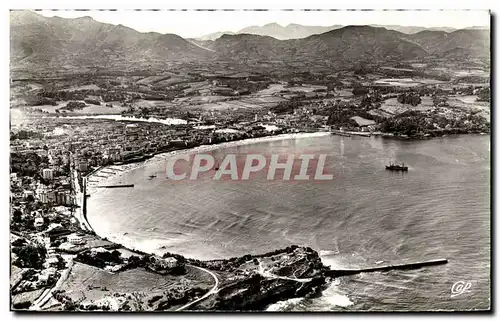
top-left (97, 184), bottom-right (135, 189)
top-left (326, 258), bottom-right (448, 277)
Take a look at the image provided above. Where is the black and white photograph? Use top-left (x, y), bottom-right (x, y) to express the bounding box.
top-left (8, 8), bottom-right (491, 312)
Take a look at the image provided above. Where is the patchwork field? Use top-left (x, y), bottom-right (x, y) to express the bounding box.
top-left (195, 95), bottom-right (287, 111)
top-left (373, 78), bottom-right (445, 87)
top-left (61, 84), bottom-right (101, 92)
top-left (379, 98), bottom-right (411, 115)
top-left (335, 89), bottom-right (354, 98)
top-left (409, 96), bottom-right (435, 112)
top-left (256, 84), bottom-right (285, 95)
top-left (380, 67), bottom-right (414, 72)
top-left (447, 96), bottom-right (490, 121)
top-left (455, 95), bottom-right (480, 104)
top-left (174, 95), bottom-right (230, 104)
top-left (376, 96), bottom-right (435, 116)
top-left (133, 100), bottom-right (175, 109)
top-left (136, 76), bottom-right (171, 85)
top-left (285, 84), bottom-right (327, 92)
top-left (37, 102), bottom-right (127, 115)
top-left (156, 77), bottom-right (190, 86)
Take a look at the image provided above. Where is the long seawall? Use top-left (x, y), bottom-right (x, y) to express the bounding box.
top-left (326, 258), bottom-right (448, 277)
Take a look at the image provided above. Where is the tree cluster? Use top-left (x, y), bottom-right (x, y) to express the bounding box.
top-left (432, 95), bottom-right (449, 107)
top-left (10, 152), bottom-right (49, 178)
top-left (75, 249), bottom-right (123, 269)
top-left (12, 244), bottom-right (47, 269)
top-left (359, 93), bottom-right (383, 108)
top-left (476, 87), bottom-right (490, 102)
top-left (270, 99), bottom-right (304, 114)
top-left (61, 101), bottom-right (87, 111)
top-left (397, 92), bottom-right (422, 106)
top-left (352, 84), bottom-right (369, 96)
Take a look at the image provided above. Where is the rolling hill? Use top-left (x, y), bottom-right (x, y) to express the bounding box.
top-left (10, 11), bottom-right (490, 72)
top-left (213, 25), bottom-right (429, 63)
top-left (197, 23), bottom-right (464, 41)
top-left (235, 23), bottom-right (343, 40)
top-left (10, 10), bottom-right (214, 70)
top-left (405, 28), bottom-right (490, 59)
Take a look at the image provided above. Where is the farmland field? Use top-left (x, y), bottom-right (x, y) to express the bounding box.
top-left (409, 96), bottom-right (435, 112)
top-left (133, 100), bottom-right (174, 109)
top-left (255, 84), bottom-right (285, 95)
top-left (174, 95), bottom-right (230, 104)
top-left (336, 89), bottom-right (354, 97)
top-left (373, 78), bottom-right (445, 87)
top-left (455, 95), bottom-right (480, 104)
top-left (196, 99), bottom-right (269, 110)
top-left (286, 84), bottom-right (327, 92)
top-left (37, 102), bottom-right (127, 115)
top-left (379, 98), bottom-right (411, 115)
top-left (136, 76), bottom-right (171, 85)
top-left (62, 84), bottom-right (101, 92)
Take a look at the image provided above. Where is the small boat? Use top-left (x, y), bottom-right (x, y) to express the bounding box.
top-left (385, 162), bottom-right (408, 171)
top-left (148, 174), bottom-right (157, 179)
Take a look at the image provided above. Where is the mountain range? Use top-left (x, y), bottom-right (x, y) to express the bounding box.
top-left (10, 10), bottom-right (490, 71)
top-left (234, 23), bottom-right (343, 40)
top-left (10, 10), bottom-right (212, 70)
top-left (196, 23), bottom-right (486, 41)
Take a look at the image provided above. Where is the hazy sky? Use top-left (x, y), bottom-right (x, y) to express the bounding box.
top-left (36, 9), bottom-right (490, 38)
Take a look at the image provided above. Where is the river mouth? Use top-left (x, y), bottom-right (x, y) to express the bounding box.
top-left (87, 134), bottom-right (490, 311)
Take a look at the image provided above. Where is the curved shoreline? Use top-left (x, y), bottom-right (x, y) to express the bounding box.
top-left (81, 131), bottom-right (488, 258)
top-left (86, 131), bottom-right (332, 189)
top-left (81, 131), bottom-right (331, 256)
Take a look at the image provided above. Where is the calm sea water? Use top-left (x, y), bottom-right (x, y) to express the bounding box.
top-left (87, 134), bottom-right (490, 311)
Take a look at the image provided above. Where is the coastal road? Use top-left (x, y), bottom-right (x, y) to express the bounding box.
top-left (71, 169), bottom-right (92, 231)
top-left (175, 265), bottom-right (219, 311)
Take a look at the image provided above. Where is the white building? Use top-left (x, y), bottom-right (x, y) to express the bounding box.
top-left (34, 216), bottom-right (44, 229)
top-left (150, 255), bottom-right (179, 269)
top-left (22, 189), bottom-right (32, 197)
top-left (45, 223), bottom-right (64, 234)
top-left (42, 168), bottom-right (54, 180)
top-left (91, 247), bottom-right (109, 254)
top-left (163, 257), bottom-right (178, 268)
top-left (68, 234), bottom-right (85, 245)
top-left (38, 190), bottom-right (49, 203)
